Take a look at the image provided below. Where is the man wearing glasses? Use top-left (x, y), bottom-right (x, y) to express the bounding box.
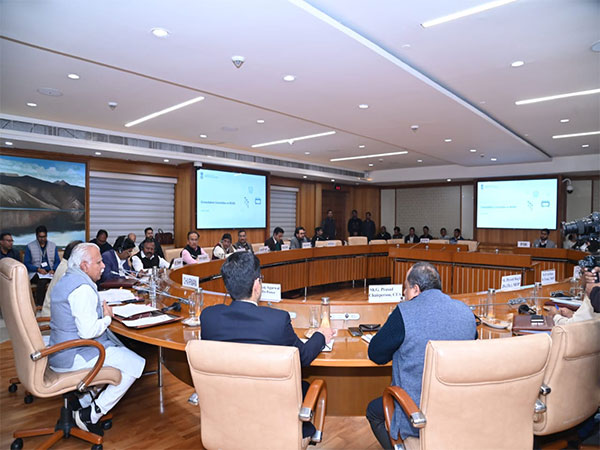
top-left (0, 232), bottom-right (20, 262)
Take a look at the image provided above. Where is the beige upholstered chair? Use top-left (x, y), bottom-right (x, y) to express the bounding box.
top-left (369, 239), bottom-right (387, 245)
top-left (348, 236), bottom-right (368, 246)
top-left (0, 258), bottom-right (121, 449)
top-left (252, 242), bottom-right (264, 252)
top-left (186, 340), bottom-right (327, 450)
top-left (164, 247), bottom-right (183, 262)
top-left (383, 334), bottom-right (551, 450)
top-left (428, 239), bottom-right (449, 245)
top-left (387, 239), bottom-right (404, 245)
top-left (315, 240), bottom-right (342, 247)
top-left (461, 240), bottom-right (479, 251)
top-left (202, 246), bottom-right (214, 259)
top-left (534, 318), bottom-right (600, 436)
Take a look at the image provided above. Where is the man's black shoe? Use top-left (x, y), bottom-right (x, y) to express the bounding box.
top-left (73, 406), bottom-right (104, 436)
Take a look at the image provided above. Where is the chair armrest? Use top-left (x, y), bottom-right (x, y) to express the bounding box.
top-left (30, 339), bottom-right (106, 392)
top-left (299, 379), bottom-right (327, 442)
top-left (36, 316), bottom-right (50, 323)
top-left (383, 386), bottom-right (426, 433)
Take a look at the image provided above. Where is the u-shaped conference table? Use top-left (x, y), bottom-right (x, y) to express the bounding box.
top-left (109, 244), bottom-right (580, 415)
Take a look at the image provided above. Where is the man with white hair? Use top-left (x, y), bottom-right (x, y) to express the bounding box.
top-left (49, 243), bottom-right (145, 435)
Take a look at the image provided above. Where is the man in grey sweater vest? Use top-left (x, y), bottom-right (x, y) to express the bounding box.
top-left (49, 243), bottom-right (145, 435)
top-left (366, 262), bottom-right (476, 448)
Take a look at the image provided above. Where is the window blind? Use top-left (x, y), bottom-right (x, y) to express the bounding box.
top-left (269, 186), bottom-right (298, 240)
top-left (89, 172), bottom-right (175, 246)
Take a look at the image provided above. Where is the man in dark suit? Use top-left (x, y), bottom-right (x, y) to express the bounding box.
top-left (99, 236), bottom-right (135, 283)
top-left (201, 251), bottom-right (334, 437)
top-left (264, 227), bottom-right (284, 252)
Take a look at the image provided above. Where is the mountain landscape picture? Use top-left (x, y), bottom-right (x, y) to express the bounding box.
top-left (0, 155), bottom-right (86, 247)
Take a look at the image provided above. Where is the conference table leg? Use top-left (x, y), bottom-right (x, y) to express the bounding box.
top-left (157, 347), bottom-right (163, 387)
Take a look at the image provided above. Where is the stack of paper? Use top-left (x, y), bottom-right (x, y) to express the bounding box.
top-left (361, 334), bottom-right (373, 344)
top-left (122, 315), bottom-right (173, 328)
top-left (99, 289), bottom-right (137, 305)
top-left (112, 304), bottom-right (157, 318)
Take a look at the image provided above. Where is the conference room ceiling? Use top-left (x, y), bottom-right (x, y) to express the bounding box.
top-left (0, 0), bottom-right (598, 175)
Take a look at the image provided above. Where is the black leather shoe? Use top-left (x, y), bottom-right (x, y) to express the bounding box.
top-left (73, 406), bottom-right (104, 436)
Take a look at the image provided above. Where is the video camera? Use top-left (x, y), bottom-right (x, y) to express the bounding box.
top-left (561, 212), bottom-right (600, 270)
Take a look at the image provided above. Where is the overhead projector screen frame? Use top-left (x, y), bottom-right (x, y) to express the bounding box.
top-left (195, 165), bottom-right (269, 230)
top-left (475, 176), bottom-right (559, 230)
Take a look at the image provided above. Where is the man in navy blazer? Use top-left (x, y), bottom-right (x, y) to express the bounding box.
top-left (200, 251), bottom-right (334, 438)
top-left (98, 236), bottom-right (135, 284)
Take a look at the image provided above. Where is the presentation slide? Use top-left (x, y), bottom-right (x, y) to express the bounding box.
top-left (476, 179), bottom-right (557, 229)
top-left (196, 169), bottom-right (266, 229)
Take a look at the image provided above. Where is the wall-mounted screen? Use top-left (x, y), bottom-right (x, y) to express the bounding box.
top-left (476, 179), bottom-right (558, 229)
top-left (196, 168), bottom-right (266, 229)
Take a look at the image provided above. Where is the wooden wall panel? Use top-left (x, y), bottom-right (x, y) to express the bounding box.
top-left (452, 266), bottom-right (526, 294)
top-left (475, 228), bottom-right (562, 249)
top-left (366, 255), bottom-right (391, 279)
top-left (262, 262), bottom-right (308, 292)
top-left (308, 256), bottom-right (366, 286)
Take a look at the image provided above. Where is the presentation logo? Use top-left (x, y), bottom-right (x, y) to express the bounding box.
top-left (255, 198), bottom-right (261, 205)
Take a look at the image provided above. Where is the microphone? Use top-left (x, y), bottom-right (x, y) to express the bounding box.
top-left (110, 270), bottom-right (140, 281)
top-left (161, 302), bottom-right (182, 313)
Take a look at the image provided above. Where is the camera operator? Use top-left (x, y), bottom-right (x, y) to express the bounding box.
top-left (583, 267), bottom-right (600, 314)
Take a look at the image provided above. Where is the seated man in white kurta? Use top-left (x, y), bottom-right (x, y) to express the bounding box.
top-left (49, 242), bottom-right (145, 434)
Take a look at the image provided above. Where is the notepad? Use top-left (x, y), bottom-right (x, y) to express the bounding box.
top-left (550, 298), bottom-right (583, 308)
top-left (301, 338), bottom-right (334, 352)
top-left (361, 334), bottom-right (373, 344)
top-left (99, 289), bottom-right (137, 305)
top-left (122, 315), bottom-right (173, 328)
top-left (112, 304), bottom-right (157, 318)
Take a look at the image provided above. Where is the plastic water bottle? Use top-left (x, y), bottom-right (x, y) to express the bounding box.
top-left (320, 297), bottom-right (331, 328)
top-left (149, 266), bottom-right (158, 307)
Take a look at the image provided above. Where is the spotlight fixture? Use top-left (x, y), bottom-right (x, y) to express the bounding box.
top-left (94, 151), bottom-right (102, 156)
top-left (469, 149), bottom-right (477, 152)
top-left (417, 159), bottom-right (423, 163)
top-left (582, 144), bottom-right (590, 148)
top-left (358, 104), bottom-right (369, 109)
top-left (559, 119), bottom-right (570, 123)
top-left (303, 175), bottom-right (307, 179)
top-left (164, 159), bottom-right (170, 162)
top-left (256, 119), bottom-right (265, 124)
top-left (511, 61), bottom-right (524, 68)
top-left (199, 134), bottom-right (207, 138)
top-left (368, 163), bottom-right (374, 167)
top-left (490, 157), bottom-right (497, 161)
top-left (446, 178), bottom-right (452, 182)
top-left (444, 138), bottom-right (452, 142)
top-left (5, 141), bottom-right (14, 146)
top-left (359, 145), bottom-right (366, 148)
top-left (304, 152), bottom-right (311, 155)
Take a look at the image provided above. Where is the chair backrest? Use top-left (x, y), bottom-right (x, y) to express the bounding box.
top-left (534, 318), bottom-right (600, 435)
top-left (347, 236), bottom-right (368, 246)
top-left (428, 239), bottom-right (449, 245)
top-left (387, 239), bottom-right (404, 245)
top-left (186, 340), bottom-right (304, 450)
top-left (164, 247), bottom-right (183, 262)
top-left (369, 239), bottom-right (387, 245)
top-left (315, 240), bottom-right (342, 247)
top-left (461, 240), bottom-right (479, 251)
top-left (252, 242), bottom-right (264, 252)
top-left (202, 247), bottom-right (214, 259)
top-left (419, 334), bottom-right (551, 450)
top-left (0, 259), bottom-right (48, 396)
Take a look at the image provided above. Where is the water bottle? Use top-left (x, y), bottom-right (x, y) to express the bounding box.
top-left (183, 287), bottom-right (203, 327)
top-left (320, 297), bottom-right (331, 328)
top-left (533, 282), bottom-right (543, 314)
top-left (149, 267), bottom-right (157, 307)
top-left (486, 288), bottom-right (496, 318)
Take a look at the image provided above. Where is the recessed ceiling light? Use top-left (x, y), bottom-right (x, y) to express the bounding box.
top-left (421, 0), bottom-right (517, 28)
top-left (516, 88), bottom-right (600, 106)
top-left (124, 96), bottom-right (205, 127)
top-left (94, 151), bottom-right (101, 156)
top-left (303, 175), bottom-right (307, 179)
top-left (479, 101), bottom-right (486, 104)
top-left (491, 157), bottom-right (497, 161)
top-left (67, 73), bottom-right (80, 80)
top-left (5, 141), bottom-right (13, 146)
top-left (359, 145), bottom-right (366, 148)
top-left (469, 149), bottom-right (477, 153)
top-left (283, 75), bottom-right (296, 82)
top-left (446, 178), bottom-right (452, 182)
top-left (444, 138), bottom-right (452, 142)
top-left (560, 118), bottom-right (570, 123)
top-left (37, 87), bottom-right (62, 97)
top-left (330, 151), bottom-right (408, 162)
top-left (163, 159), bottom-right (170, 162)
top-left (26, 102), bottom-right (37, 107)
top-left (331, 179), bottom-right (335, 182)
top-left (256, 119), bottom-right (265, 124)
top-left (511, 61), bottom-right (524, 68)
top-left (151, 27), bottom-right (170, 38)
top-left (552, 130), bottom-right (600, 139)
top-left (304, 151), bottom-right (311, 155)
top-left (199, 134), bottom-right (207, 138)
top-left (368, 163), bottom-right (374, 167)
top-left (401, 43), bottom-right (411, 48)
top-left (358, 104), bottom-right (369, 109)
top-left (582, 144), bottom-right (590, 148)
top-left (252, 131), bottom-right (335, 148)
top-left (417, 159), bottom-right (423, 163)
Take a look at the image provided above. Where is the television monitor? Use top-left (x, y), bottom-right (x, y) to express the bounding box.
top-left (196, 168), bottom-right (267, 229)
top-left (476, 179), bottom-right (558, 229)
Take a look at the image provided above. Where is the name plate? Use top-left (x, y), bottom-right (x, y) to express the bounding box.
top-left (500, 274), bottom-right (522, 291)
top-left (541, 269), bottom-right (556, 285)
top-left (281, 244), bottom-right (290, 251)
top-left (260, 283), bottom-right (281, 302)
top-left (326, 240), bottom-right (336, 247)
top-left (369, 284), bottom-right (403, 303)
top-left (288, 311), bottom-right (297, 319)
top-left (196, 254), bottom-right (210, 263)
top-left (517, 241), bottom-right (531, 248)
top-left (182, 274), bottom-right (199, 289)
top-left (171, 258), bottom-right (183, 269)
top-left (420, 238), bottom-right (430, 244)
top-left (302, 242), bottom-right (312, 249)
top-left (256, 246), bottom-right (270, 254)
top-left (331, 312), bottom-right (360, 320)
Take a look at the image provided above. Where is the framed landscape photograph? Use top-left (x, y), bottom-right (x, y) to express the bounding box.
top-left (0, 155), bottom-right (86, 248)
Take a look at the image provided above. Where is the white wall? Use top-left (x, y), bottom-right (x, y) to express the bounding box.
top-left (380, 189), bottom-right (395, 233)
top-left (461, 185), bottom-right (474, 240)
top-left (566, 180), bottom-right (592, 222)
